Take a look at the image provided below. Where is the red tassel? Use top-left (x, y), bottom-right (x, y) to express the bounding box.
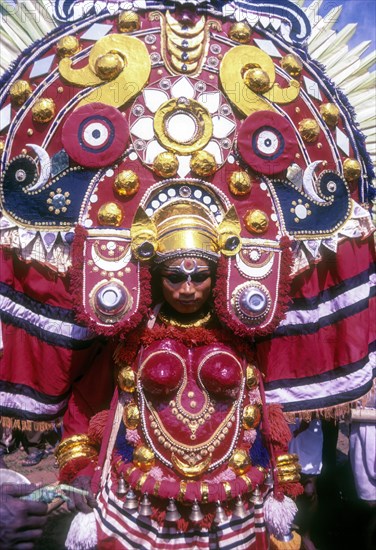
top-left (88, 410), bottom-right (109, 444)
top-left (266, 404), bottom-right (292, 451)
top-left (279, 481), bottom-right (304, 498)
top-left (59, 456), bottom-right (94, 483)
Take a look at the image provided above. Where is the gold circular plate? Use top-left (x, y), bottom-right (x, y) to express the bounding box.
top-left (154, 97), bottom-right (213, 155)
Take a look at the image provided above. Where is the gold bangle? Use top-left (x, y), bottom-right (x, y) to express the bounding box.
top-left (56, 434), bottom-right (99, 469)
top-left (277, 463), bottom-right (301, 475)
top-left (276, 453), bottom-right (299, 465)
top-left (135, 473), bottom-right (149, 492)
top-left (153, 480), bottom-right (161, 497)
top-left (177, 481), bottom-right (188, 502)
top-left (200, 481), bottom-right (209, 504)
top-left (223, 481), bottom-right (232, 499)
top-left (240, 474), bottom-right (253, 492)
top-left (277, 473), bottom-right (301, 483)
top-left (56, 434), bottom-right (93, 454)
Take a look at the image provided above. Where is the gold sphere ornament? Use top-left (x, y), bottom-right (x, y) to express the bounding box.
top-left (9, 80), bottom-right (32, 106)
top-left (56, 35), bottom-right (81, 57)
top-left (98, 202), bottom-right (123, 226)
top-left (190, 150), bottom-right (217, 177)
top-left (153, 151), bottom-right (179, 178)
top-left (114, 170), bottom-right (140, 197)
top-left (298, 118), bottom-right (320, 143)
top-left (320, 103), bottom-right (340, 128)
top-left (229, 449), bottom-right (251, 475)
top-left (244, 209), bottom-right (269, 234)
top-left (117, 366), bottom-right (136, 392)
top-left (31, 98), bottom-right (55, 123)
top-left (243, 404), bottom-right (262, 430)
top-left (95, 53), bottom-right (124, 80)
top-left (123, 403), bottom-right (140, 429)
top-left (343, 158), bottom-right (361, 182)
top-left (228, 171), bottom-right (253, 196)
top-left (228, 22), bottom-right (252, 43)
top-left (246, 364), bottom-right (258, 389)
top-left (133, 445), bottom-right (155, 472)
top-left (281, 54), bottom-right (303, 77)
top-left (243, 67), bottom-right (271, 93)
top-left (118, 11), bottom-right (141, 32)
top-left (0, 140), bottom-right (5, 155)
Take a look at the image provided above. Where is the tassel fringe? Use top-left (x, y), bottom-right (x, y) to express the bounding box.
top-left (65, 512), bottom-right (97, 550)
top-left (264, 493), bottom-right (298, 539)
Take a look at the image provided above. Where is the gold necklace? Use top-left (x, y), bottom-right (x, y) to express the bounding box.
top-left (158, 308), bottom-right (212, 328)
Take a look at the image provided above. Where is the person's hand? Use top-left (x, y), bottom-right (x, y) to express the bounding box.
top-left (67, 475), bottom-right (97, 514)
top-left (0, 483), bottom-right (48, 550)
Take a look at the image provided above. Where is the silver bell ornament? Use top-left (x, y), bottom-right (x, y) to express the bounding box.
top-left (264, 469), bottom-right (274, 487)
top-left (139, 494), bottom-right (152, 517)
top-left (123, 488), bottom-right (139, 511)
top-left (165, 498), bottom-right (181, 523)
top-left (213, 501), bottom-right (227, 525)
top-left (117, 477), bottom-right (128, 496)
top-left (250, 486), bottom-right (263, 505)
top-left (233, 496), bottom-right (247, 518)
top-left (189, 500), bottom-right (204, 523)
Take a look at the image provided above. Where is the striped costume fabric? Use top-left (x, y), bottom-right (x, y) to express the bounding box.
top-left (95, 476), bottom-right (268, 550)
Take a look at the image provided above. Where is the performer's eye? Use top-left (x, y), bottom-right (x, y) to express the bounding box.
top-left (162, 274), bottom-right (187, 284)
top-left (190, 272), bottom-right (211, 283)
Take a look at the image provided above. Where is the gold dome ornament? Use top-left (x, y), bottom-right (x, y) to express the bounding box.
top-left (244, 209), bottom-right (269, 234)
top-left (243, 67), bottom-right (271, 94)
top-left (242, 404), bottom-right (261, 429)
top-left (117, 366), bottom-right (136, 392)
top-left (281, 54), bottom-right (303, 77)
top-left (190, 150), bottom-right (217, 177)
top-left (228, 171), bottom-right (253, 196)
top-left (9, 80), bottom-right (32, 106)
top-left (123, 403), bottom-right (140, 429)
top-left (0, 140), bottom-right (5, 155)
top-left (56, 35), bottom-right (81, 58)
top-left (229, 449), bottom-right (251, 475)
top-left (113, 170), bottom-right (140, 197)
top-left (320, 103), bottom-right (340, 128)
top-left (95, 53), bottom-right (124, 80)
top-left (133, 445), bottom-right (155, 472)
top-left (98, 202), bottom-right (123, 226)
top-left (31, 98), bottom-right (55, 123)
top-left (298, 118), bottom-right (320, 143)
top-left (343, 158), bottom-right (361, 182)
top-left (118, 11), bottom-right (141, 33)
top-left (228, 22), bottom-right (252, 43)
top-left (246, 364), bottom-right (258, 389)
top-left (153, 151), bottom-right (179, 178)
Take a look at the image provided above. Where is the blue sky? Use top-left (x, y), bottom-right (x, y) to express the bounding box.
top-left (320, 0), bottom-right (376, 50)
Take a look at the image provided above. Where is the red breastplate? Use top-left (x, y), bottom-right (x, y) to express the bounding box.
top-left (137, 339), bottom-right (245, 476)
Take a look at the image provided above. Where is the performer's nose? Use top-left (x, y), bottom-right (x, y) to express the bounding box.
top-left (180, 280), bottom-right (194, 295)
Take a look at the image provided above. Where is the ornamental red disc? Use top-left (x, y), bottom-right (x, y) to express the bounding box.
top-left (238, 111), bottom-right (297, 175)
top-left (62, 103), bottom-right (128, 168)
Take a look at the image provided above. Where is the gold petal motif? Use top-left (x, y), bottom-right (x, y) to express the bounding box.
top-left (171, 453), bottom-right (211, 478)
top-left (166, 11), bottom-right (206, 37)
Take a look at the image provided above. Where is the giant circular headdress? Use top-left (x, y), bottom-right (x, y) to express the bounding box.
top-left (0, 0), bottom-right (374, 415)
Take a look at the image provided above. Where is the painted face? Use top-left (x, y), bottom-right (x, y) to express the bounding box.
top-left (160, 257), bottom-right (212, 314)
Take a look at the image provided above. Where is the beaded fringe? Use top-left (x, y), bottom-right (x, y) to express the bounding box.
top-left (0, 416), bottom-right (59, 432)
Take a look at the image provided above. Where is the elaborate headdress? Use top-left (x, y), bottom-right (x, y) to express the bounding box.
top-left (0, 0), bottom-right (375, 419)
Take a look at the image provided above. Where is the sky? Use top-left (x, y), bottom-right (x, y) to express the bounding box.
top-left (319, 0), bottom-right (376, 50)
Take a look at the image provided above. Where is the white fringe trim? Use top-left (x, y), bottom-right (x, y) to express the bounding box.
top-left (65, 512), bottom-right (97, 550)
top-left (264, 494), bottom-right (298, 538)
